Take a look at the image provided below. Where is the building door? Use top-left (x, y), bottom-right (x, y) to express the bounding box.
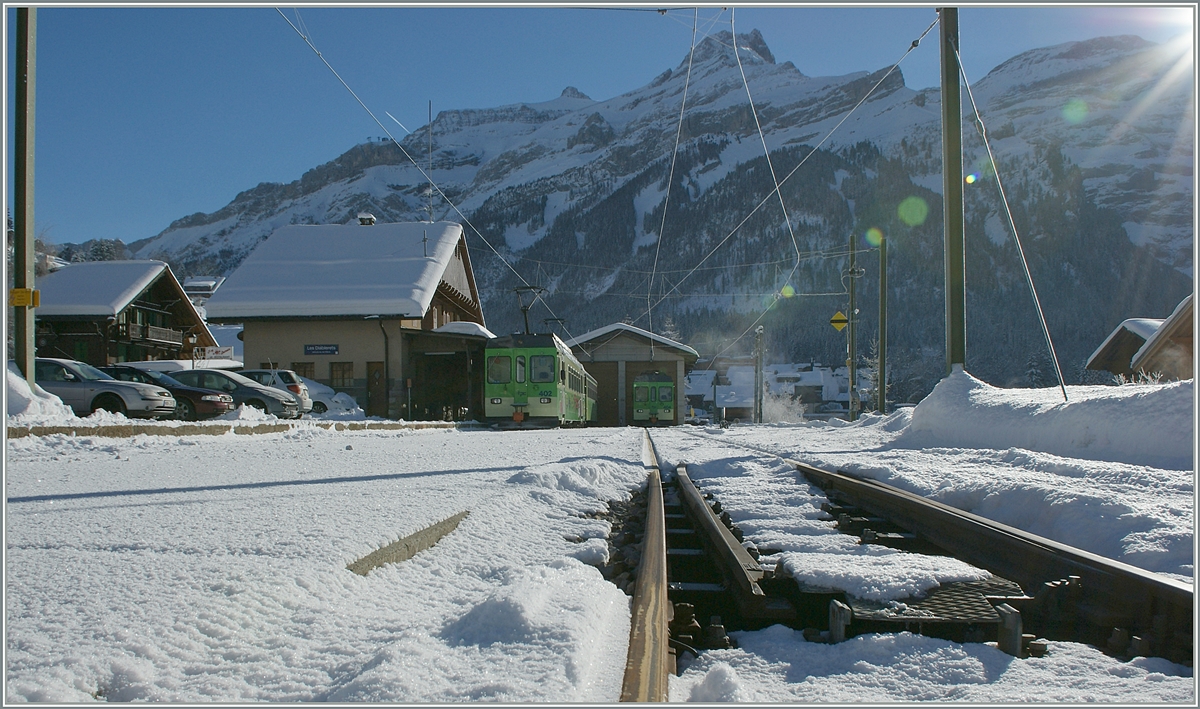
top-left (584, 362), bottom-right (619, 427)
top-left (367, 361), bottom-right (387, 417)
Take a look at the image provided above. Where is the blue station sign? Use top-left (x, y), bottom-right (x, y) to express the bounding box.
top-left (305, 344), bottom-right (340, 355)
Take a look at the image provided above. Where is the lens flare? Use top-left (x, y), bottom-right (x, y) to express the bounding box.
top-left (865, 227), bottom-right (883, 247)
top-left (1062, 99), bottom-right (1089, 124)
top-left (965, 174), bottom-right (977, 184)
top-left (897, 196), bottom-right (929, 226)
top-left (781, 284), bottom-right (796, 298)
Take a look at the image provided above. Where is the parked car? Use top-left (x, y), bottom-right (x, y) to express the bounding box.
top-left (167, 369), bottom-right (300, 419)
top-left (298, 376), bottom-right (361, 415)
top-left (239, 369), bottom-right (313, 414)
top-left (34, 357), bottom-right (176, 419)
top-left (100, 365), bottom-right (235, 421)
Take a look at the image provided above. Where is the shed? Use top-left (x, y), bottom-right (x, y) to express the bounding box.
top-left (1085, 317), bottom-right (1164, 377)
top-left (204, 221), bottom-right (489, 419)
top-left (34, 260), bottom-right (216, 366)
top-left (1130, 294), bottom-right (1193, 381)
top-left (565, 323), bottom-right (698, 426)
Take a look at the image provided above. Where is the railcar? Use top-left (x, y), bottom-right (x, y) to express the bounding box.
top-left (632, 371), bottom-right (676, 425)
top-left (484, 333), bottom-right (597, 427)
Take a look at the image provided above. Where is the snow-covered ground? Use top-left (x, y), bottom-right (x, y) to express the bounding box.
top-left (4, 370), bottom-right (1195, 702)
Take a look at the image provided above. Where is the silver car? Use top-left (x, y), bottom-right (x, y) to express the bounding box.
top-left (34, 358), bottom-right (176, 419)
top-left (239, 369), bottom-right (313, 414)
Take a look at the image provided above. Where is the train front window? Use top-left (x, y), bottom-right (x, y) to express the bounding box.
top-left (659, 386), bottom-right (674, 402)
top-left (530, 355), bottom-right (555, 383)
top-left (487, 356), bottom-right (511, 384)
top-left (635, 387), bottom-right (649, 402)
top-left (516, 356), bottom-right (526, 383)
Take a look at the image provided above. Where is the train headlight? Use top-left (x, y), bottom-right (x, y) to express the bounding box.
top-left (539, 397), bottom-right (552, 404)
top-left (490, 398), bottom-right (502, 405)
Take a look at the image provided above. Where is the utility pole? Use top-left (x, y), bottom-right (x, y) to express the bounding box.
top-left (877, 231), bottom-right (887, 413)
top-left (847, 234), bottom-right (858, 421)
top-left (753, 326), bottom-right (764, 424)
top-left (940, 7), bottom-right (967, 374)
top-left (12, 8), bottom-right (37, 386)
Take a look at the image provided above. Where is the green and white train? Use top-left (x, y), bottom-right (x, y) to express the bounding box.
top-left (632, 371), bottom-right (675, 425)
top-left (484, 333), bottom-right (597, 427)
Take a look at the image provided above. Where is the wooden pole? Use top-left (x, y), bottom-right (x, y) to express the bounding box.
top-left (13, 7), bottom-right (37, 385)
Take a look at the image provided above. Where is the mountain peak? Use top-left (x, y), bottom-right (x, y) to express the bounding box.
top-left (686, 29), bottom-right (776, 67)
top-left (560, 86), bottom-right (591, 100)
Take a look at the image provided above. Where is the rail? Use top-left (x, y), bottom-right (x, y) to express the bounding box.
top-left (619, 430), bottom-right (670, 702)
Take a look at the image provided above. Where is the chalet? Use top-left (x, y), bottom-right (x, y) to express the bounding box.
top-left (1130, 294), bottom-right (1193, 381)
top-left (203, 220), bottom-right (491, 419)
top-left (566, 323), bottom-right (698, 426)
top-left (33, 260), bottom-right (216, 366)
top-left (1087, 294), bottom-right (1193, 381)
top-left (1085, 318), bottom-right (1165, 378)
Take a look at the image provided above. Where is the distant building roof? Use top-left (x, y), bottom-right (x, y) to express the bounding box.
top-left (1131, 294), bottom-right (1193, 380)
top-left (1086, 317), bottom-right (1165, 376)
top-left (565, 322), bottom-right (699, 358)
top-left (36, 260), bottom-right (178, 317)
top-left (205, 221), bottom-right (475, 320)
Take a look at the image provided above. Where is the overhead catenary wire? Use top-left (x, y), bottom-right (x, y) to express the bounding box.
top-left (951, 40), bottom-right (1069, 402)
top-left (732, 7), bottom-right (802, 275)
top-left (636, 13), bottom-right (939, 360)
top-left (646, 7), bottom-right (699, 355)
top-left (638, 13), bottom-right (941, 336)
top-left (274, 7), bottom-right (573, 340)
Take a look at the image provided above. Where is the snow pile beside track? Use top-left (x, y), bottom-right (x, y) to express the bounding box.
top-left (901, 369), bottom-right (1193, 470)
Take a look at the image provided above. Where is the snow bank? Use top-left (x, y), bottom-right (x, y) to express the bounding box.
top-left (6, 362), bottom-right (77, 422)
top-left (901, 370), bottom-right (1193, 470)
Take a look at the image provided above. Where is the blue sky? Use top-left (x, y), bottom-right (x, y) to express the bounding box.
top-left (5, 3), bottom-right (1194, 249)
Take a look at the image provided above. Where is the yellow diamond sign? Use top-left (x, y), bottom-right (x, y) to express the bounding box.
top-left (830, 311), bottom-right (849, 331)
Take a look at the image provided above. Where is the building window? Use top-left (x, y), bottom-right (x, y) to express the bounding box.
top-left (291, 362), bottom-right (315, 379)
top-left (330, 362), bottom-right (354, 388)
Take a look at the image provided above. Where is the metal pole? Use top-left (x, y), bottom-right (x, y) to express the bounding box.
top-left (848, 233), bottom-right (858, 422)
top-left (877, 232), bottom-right (887, 413)
top-left (754, 326), bottom-right (764, 424)
top-left (13, 7), bottom-right (37, 385)
top-left (940, 7), bottom-right (967, 373)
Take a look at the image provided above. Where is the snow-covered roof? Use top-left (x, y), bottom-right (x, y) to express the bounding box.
top-left (1131, 294), bottom-right (1193, 377)
top-left (1086, 317), bottom-right (1164, 372)
top-left (564, 322), bottom-right (698, 358)
top-left (205, 222), bottom-right (468, 319)
top-left (432, 321), bottom-right (496, 339)
top-left (35, 260), bottom-right (171, 317)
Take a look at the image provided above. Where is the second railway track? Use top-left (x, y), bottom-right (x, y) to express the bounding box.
top-left (619, 430), bottom-right (1193, 701)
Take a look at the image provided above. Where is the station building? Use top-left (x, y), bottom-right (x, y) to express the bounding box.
top-left (204, 220), bottom-right (493, 420)
top-left (565, 323), bottom-right (698, 426)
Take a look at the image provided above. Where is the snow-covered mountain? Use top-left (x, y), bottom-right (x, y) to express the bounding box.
top-left (129, 30), bottom-right (1193, 401)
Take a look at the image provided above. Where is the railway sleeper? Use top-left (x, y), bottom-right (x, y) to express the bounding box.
top-left (808, 472), bottom-right (1193, 666)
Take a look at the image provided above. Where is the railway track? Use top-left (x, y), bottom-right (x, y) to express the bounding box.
top-left (618, 430), bottom-right (1193, 701)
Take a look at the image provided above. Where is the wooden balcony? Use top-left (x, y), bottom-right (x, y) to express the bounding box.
top-left (117, 323), bottom-right (184, 345)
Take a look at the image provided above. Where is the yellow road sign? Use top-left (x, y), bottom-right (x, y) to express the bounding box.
top-left (830, 311), bottom-right (848, 331)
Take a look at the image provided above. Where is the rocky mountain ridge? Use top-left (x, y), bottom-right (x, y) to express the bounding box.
top-left (121, 29), bottom-right (1192, 401)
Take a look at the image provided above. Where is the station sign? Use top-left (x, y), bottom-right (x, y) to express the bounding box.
top-left (305, 344), bottom-right (340, 355)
